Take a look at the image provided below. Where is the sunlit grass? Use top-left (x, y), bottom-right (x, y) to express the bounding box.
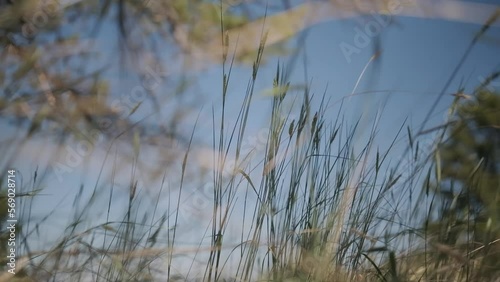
top-left (1, 8), bottom-right (500, 282)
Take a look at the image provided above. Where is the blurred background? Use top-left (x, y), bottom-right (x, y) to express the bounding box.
top-left (1, 0), bottom-right (499, 281)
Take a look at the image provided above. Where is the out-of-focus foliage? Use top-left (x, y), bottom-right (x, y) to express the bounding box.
top-left (429, 90), bottom-right (500, 279)
top-left (0, 0), bottom-right (498, 179)
top-left (0, 0), bottom-right (254, 142)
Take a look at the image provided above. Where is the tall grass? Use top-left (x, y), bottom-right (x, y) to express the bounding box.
top-left (1, 10), bottom-right (500, 282)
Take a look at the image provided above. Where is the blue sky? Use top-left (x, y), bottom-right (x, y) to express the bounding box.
top-left (2, 1), bottom-right (500, 276)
